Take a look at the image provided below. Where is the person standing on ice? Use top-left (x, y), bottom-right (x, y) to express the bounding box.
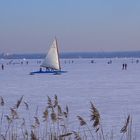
top-left (122, 63), bottom-right (125, 70)
top-left (1, 64), bottom-right (4, 70)
top-left (124, 63), bottom-right (127, 70)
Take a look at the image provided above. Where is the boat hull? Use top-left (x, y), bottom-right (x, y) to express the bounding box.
top-left (30, 70), bottom-right (67, 75)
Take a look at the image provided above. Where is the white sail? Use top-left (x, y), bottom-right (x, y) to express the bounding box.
top-left (41, 39), bottom-right (61, 70)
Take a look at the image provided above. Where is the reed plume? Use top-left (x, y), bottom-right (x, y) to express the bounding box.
top-left (51, 110), bottom-right (57, 122)
top-left (14, 95), bottom-right (23, 109)
top-left (120, 115), bottom-right (130, 133)
top-left (54, 94), bottom-right (58, 108)
top-left (10, 108), bottom-right (18, 119)
top-left (24, 101), bottom-right (29, 110)
top-left (34, 117), bottom-right (40, 127)
top-left (90, 102), bottom-right (100, 132)
top-left (47, 96), bottom-right (53, 109)
top-left (0, 96), bottom-right (4, 106)
top-left (73, 131), bottom-right (82, 140)
top-left (63, 105), bottom-right (69, 118)
top-left (77, 116), bottom-right (87, 126)
top-left (5, 115), bottom-right (12, 124)
top-left (43, 108), bottom-right (49, 121)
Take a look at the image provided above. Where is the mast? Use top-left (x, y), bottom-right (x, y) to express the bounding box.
top-left (55, 37), bottom-right (61, 70)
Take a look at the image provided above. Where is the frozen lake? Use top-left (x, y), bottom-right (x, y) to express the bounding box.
top-left (0, 58), bottom-right (140, 138)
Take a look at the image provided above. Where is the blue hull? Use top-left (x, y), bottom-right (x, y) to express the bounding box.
top-left (30, 70), bottom-right (67, 75)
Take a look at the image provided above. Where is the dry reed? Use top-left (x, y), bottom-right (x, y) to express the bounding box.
top-left (0, 95), bottom-right (136, 140)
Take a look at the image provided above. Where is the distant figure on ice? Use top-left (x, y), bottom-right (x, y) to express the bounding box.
top-left (107, 60), bottom-right (112, 64)
top-left (122, 63), bottom-right (127, 70)
top-left (124, 63), bottom-right (127, 70)
top-left (91, 60), bottom-right (94, 63)
top-left (122, 63), bottom-right (125, 70)
top-left (1, 64), bottom-right (4, 70)
top-left (136, 59), bottom-right (139, 64)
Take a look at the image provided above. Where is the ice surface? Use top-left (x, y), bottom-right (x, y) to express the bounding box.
top-left (0, 58), bottom-right (140, 138)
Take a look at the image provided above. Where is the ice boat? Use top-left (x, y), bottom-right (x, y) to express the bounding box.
top-left (30, 38), bottom-right (67, 75)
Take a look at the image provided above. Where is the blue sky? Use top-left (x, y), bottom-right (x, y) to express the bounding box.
top-left (0, 0), bottom-right (140, 53)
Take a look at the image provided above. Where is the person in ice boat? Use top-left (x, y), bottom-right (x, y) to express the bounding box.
top-left (39, 67), bottom-right (42, 72)
top-left (45, 67), bottom-right (52, 71)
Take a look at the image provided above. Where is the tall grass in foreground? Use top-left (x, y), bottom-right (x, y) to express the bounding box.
top-left (0, 95), bottom-right (135, 140)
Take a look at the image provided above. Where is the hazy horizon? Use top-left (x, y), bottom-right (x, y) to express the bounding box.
top-left (0, 0), bottom-right (140, 53)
